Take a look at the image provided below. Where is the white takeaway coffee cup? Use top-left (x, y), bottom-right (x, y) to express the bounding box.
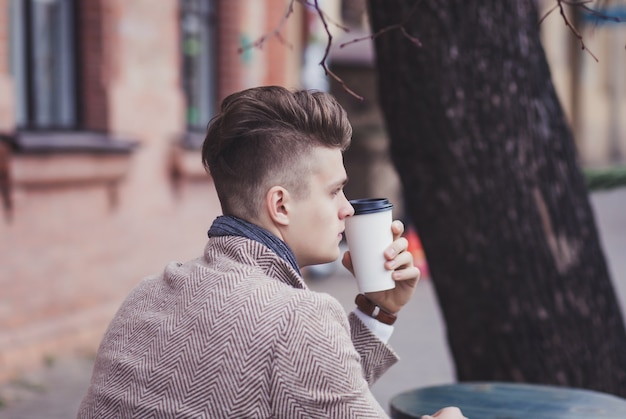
top-left (344, 198), bottom-right (396, 293)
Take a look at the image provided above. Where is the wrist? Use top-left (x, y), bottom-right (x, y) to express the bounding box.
top-left (354, 294), bottom-right (398, 325)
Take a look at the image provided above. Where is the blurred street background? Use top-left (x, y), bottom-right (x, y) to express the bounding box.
top-left (1, 0), bottom-right (626, 417)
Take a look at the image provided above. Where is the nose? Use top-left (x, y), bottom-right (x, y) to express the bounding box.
top-left (340, 195), bottom-right (354, 219)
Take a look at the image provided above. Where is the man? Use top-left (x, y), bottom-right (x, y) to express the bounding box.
top-left (78, 86), bottom-right (448, 418)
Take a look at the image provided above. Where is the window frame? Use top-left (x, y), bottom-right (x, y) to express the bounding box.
top-left (180, 0), bottom-right (218, 133)
top-left (9, 0), bottom-right (80, 131)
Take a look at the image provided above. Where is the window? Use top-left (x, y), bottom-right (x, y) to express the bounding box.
top-left (180, 0), bottom-right (217, 132)
top-left (9, 0), bottom-right (77, 129)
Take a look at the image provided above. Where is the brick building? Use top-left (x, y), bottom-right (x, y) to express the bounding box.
top-left (0, 0), bottom-right (309, 382)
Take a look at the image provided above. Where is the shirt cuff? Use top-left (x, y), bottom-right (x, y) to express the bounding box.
top-left (353, 308), bottom-right (394, 344)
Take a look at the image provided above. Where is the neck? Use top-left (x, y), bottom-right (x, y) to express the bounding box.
top-left (208, 215), bottom-right (301, 276)
top-left (248, 213), bottom-right (285, 242)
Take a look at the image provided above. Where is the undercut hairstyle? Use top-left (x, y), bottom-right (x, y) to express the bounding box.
top-left (202, 86), bottom-right (352, 220)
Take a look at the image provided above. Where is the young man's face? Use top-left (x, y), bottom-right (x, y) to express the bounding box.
top-left (284, 146), bottom-right (354, 268)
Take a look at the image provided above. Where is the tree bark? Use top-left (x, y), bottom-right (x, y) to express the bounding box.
top-left (367, 0), bottom-right (626, 396)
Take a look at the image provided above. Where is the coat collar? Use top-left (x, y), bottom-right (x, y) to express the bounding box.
top-left (205, 236), bottom-right (307, 290)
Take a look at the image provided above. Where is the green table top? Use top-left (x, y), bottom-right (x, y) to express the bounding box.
top-left (390, 382), bottom-right (626, 419)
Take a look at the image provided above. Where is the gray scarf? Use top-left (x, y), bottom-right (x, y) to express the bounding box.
top-left (208, 215), bottom-right (301, 276)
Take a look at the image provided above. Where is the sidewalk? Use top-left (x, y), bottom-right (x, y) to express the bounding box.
top-left (0, 188), bottom-right (624, 418)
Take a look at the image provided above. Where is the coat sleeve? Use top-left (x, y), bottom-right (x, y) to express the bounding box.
top-left (349, 311), bottom-right (399, 385)
top-left (270, 292), bottom-right (398, 418)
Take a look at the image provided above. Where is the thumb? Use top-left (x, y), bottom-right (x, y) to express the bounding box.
top-left (341, 250), bottom-right (354, 273)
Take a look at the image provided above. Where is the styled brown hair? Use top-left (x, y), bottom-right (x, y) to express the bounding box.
top-left (202, 86), bottom-right (352, 219)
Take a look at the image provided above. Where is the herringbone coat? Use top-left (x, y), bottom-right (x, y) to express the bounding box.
top-left (78, 236), bottom-right (398, 418)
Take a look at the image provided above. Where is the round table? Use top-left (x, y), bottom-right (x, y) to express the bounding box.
top-left (390, 382), bottom-right (626, 419)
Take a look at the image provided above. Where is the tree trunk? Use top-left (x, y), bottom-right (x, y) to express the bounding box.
top-left (367, 0), bottom-right (626, 396)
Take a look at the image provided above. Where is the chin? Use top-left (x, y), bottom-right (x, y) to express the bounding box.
top-left (314, 253), bottom-right (339, 266)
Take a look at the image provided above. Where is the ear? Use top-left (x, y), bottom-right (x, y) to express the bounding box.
top-left (265, 186), bottom-right (291, 227)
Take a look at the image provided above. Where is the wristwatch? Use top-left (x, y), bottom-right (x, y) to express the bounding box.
top-left (355, 294), bottom-right (398, 325)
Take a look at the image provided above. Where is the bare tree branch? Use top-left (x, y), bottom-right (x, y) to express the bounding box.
top-left (237, 0), bottom-right (423, 101)
top-left (556, 0), bottom-right (599, 62)
top-left (339, 0), bottom-right (423, 49)
top-left (538, 3), bottom-right (560, 26)
top-left (237, 0), bottom-right (296, 53)
top-left (301, 0), bottom-right (351, 33)
top-left (541, 0), bottom-right (626, 62)
top-left (311, 0), bottom-right (364, 100)
top-left (315, 0), bottom-right (422, 100)
top-left (340, 14), bottom-right (422, 48)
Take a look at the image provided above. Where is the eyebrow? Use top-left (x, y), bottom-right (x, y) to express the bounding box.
top-left (331, 177), bottom-right (349, 189)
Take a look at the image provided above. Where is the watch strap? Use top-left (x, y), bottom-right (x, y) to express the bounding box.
top-left (354, 294), bottom-right (397, 325)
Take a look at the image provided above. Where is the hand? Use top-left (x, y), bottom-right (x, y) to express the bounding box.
top-left (342, 220), bottom-right (420, 314)
top-left (421, 406), bottom-right (468, 419)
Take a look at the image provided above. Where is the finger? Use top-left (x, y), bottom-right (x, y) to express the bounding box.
top-left (385, 247), bottom-right (414, 270)
top-left (341, 251), bottom-right (354, 273)
top-left (385, 237), bottom-right (409, 260)
top-left (392, 266), bottom-right (421, 283)
top-left (391, 220), bottom-right (404, 240)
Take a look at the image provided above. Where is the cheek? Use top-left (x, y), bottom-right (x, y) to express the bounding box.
top-left (305, 208), bottom-right (331, 238)
top-left (320, 206), bottom-right (339, 236)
